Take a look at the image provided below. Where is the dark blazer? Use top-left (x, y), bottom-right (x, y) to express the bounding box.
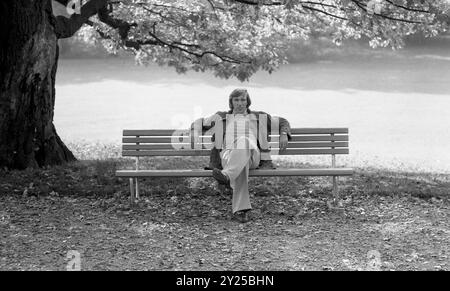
top-left (190, 109), bottom-right (292, 169)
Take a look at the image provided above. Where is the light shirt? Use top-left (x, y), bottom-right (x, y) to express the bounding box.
top-left (224, 113), bottom-right (258, 150)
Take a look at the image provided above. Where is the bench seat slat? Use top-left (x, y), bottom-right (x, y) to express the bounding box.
top-left (123, 137), bottom-right (212, 143)
top-left (270, 135), bottom-right (348, 142)
top-left (123, 128), bottom-right (349, 136)
top-left (283, 142), bottom-right (348, 148)
top-left (122, 148), bottom-right (349, 156)
top-left (124, 135), bottom-right (348, 144)
top-left (123, 129), bottom-right (190, 136)
top-left (122, 150), bottom-right (210, 156)
top-left (290, 128), bottom-right (348, 134)
top-left (122, 141), bottom-right (349, 151)
top-left (116, 168), bottom-right (354, 177)
top-left (123, 144), bottom-right (212, 150)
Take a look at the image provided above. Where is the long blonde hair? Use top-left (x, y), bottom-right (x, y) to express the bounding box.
top-left (228, 88), bottom-right (251, 110)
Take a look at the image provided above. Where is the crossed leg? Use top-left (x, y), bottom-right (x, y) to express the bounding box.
top-left (220, 147), bottom-right (261, 213)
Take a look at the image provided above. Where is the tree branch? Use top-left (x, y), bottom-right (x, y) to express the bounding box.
top-left (350, 0), bottom-right (424, 24)
top-left (145, 30), bottom-right (248, 64)
top-left (301, 5), bottom-right (348, 21)
top-left (384, 0), bottom-right (430, 14)
top-left (97, 5), bottom-right (137, 40)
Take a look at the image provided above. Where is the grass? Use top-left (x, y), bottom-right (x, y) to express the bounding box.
top-left (0, 142), bottom-right (448, 270)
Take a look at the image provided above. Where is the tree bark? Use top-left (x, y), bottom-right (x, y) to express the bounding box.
top-left (0, 0), bottom-right (76, 169)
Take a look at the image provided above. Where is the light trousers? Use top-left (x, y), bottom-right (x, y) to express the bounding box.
top-left (220, 146), bottom-right (261, 213)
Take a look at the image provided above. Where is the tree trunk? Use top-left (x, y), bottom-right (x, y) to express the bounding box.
top-left (0, 0), bottom-right (76, 169)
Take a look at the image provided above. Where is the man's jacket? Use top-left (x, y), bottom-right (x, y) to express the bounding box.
top-left (190, 110), bottom-right (292, 169)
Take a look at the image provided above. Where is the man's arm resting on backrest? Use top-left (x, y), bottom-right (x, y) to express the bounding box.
top-left (278, 116), bottom-right (292, 141)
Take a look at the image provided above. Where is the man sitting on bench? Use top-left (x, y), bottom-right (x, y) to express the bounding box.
top-left (191, 88), bottom-right (292, 222)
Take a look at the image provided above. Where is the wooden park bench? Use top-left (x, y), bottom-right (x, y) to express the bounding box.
top-left (115, 128), bottom-right (353, 207)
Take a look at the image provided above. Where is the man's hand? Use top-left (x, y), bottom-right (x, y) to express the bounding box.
top-left (280, 133), bottom-right (288, 151)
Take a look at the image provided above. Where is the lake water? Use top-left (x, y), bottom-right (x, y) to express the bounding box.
top-left (55, 50), bottom-right (450, 173)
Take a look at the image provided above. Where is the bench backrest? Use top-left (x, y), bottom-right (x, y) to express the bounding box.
top-left (121, 128), bottom-right (349, 157)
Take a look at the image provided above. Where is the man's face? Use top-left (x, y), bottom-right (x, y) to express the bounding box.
top-left (231, 95), bottom-right (247, 114)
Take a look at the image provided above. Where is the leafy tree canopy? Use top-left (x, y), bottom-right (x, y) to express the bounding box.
top-left (54, 0), bottom-right (450, 81)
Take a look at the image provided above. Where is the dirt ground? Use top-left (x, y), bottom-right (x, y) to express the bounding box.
top-left (0, 159), bottom-right (449, 271)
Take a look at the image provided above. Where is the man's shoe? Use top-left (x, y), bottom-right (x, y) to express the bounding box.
top-left (218, 183), bottom-right (232, 194)
top-left (218, 181), bottom-right (232, 191)
top-left (258, 160), bottom-right (276, 169)
top-left (212, 168), bottom-right (231, 188)
top-left (232, 210), bottom-right (250, 223)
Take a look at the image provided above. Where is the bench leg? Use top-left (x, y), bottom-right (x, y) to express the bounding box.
top-left (129, 178), bottom-right (135, 203)
top-left (135, 178), bottom-right (140, 199)
top-left (328, 176), bottom-right (344, 211)
top-left (332, 176), bottom-right (339, 201)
